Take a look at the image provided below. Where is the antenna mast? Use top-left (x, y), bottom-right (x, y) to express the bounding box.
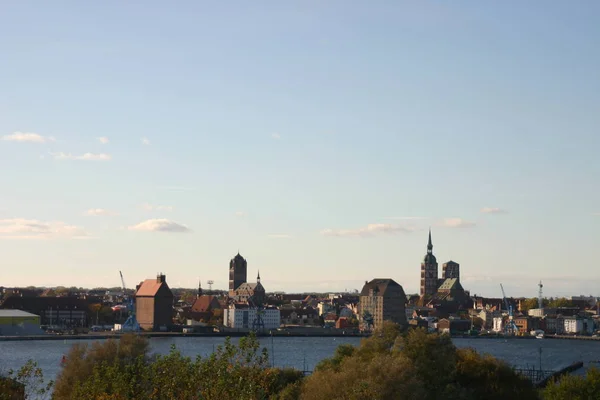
top-left (538, 281), bottom-right (544, 309)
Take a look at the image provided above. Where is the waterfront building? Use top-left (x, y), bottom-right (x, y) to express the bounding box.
top-left (0, 310), bottom-right (43, 335)
top-left (563, 316), bottom-right (594, 335)
top-left (359, 278), bottom-right (408, 331)
top-left (492, 316), bottom-right (503, 332)
top-left (437, 318), bottom-right (470, 334)
top-left (223, 304), bottom-right (280, 330)
top-left (420, 230), bottom-right (438, 297)
top-left (135, 274), bottom-right (174, 331)
top-left (0, 295), bottom-right (87, 327)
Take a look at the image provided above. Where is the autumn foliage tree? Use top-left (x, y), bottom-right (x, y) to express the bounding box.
top-left (303, 322), bottom-right (538, 400)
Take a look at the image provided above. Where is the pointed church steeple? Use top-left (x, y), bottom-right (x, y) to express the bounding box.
top-left (257, 270), bottom-right (261, 283)
top-left (198, 279), bottom-right (202, 297)
top-left (427, 228), bottom-right (433, 254)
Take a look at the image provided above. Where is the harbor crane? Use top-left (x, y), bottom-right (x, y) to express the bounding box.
top-left (118, 271), bottom-right (140, 333)
top-left (500, 283), bottom-right (519, 335)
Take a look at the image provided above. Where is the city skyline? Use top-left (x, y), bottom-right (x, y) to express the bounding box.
top-left (1, 2), bottom-right (599, 297)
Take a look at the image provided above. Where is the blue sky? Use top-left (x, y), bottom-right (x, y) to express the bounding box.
top-left (1, 1), bottom-right (599, 297)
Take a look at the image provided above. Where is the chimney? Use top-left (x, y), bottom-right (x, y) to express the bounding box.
top-left (157, 273), bottom-right (166, 283)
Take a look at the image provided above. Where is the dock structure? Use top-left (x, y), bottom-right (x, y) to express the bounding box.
top-left (514, 361), bottom-right (584, 388)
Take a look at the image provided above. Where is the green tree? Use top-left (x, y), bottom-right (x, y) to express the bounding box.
top-left (547, 297), bottom-right (575, 308)
top-left (520, 298), bottom-right (540, 313)
top-left (1, 360), bottom-right (52, 400)
top-left (543, 367), bottom-right (600, 400)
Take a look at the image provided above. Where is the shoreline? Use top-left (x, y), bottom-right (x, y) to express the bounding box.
top-left (0, 331), bottom-right (367, 341)
top-left (2, 331), bottom-right (599, 342)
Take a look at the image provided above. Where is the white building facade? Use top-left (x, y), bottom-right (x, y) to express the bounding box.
top-left (224, 307), bottom-right (280, 330)
top-left (492, 317), bottom-right (504, 333)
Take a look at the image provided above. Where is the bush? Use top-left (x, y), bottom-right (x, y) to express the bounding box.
top-left (52, 333), bottom-right (303, 400)
top-left (303, 324), bottom-right (538, 400)
top-left (543, 367), bottom-right (600, 399)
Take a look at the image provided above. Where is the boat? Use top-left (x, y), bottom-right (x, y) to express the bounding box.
top-left (536, 333), bottom-right (544, 339)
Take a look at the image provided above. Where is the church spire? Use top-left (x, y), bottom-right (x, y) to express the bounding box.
top-left (257, 270), bottom-right (261, 283)
top-left (427, 228), bottom-right (433, 254)
top-left (198, 279), bottom-right (202, 297)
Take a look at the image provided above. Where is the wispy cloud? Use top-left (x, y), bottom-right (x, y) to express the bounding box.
top-left (85, 208), bottom-right (118, 216)
top-left (386, 216), bottom-right (428, 220)
top-left (268, 234), bottom-right (291, 239)
top-left (321, 223), bottom-right (416, 238)
top-left (271, 133), bottom-right (281, 140)
top-left (480, 207), bottom-right (507, 214)
top-left (128, 219), bottom-right (190, 233)
top-left (141, 137), bottom-right (150, 145)
top-left (2, 132), bottom-right (55, 143)
top-left (51, 152), bottom-right (111, 161)
top-left (439, 218), bottom-right (476, 228)
top-left (97, 137), bottom-right (109, 144)
top-left (0, 218), bottom-right (89, 239)
top-left (140, 203), bottom-right (173, 212)
top-left (235, 211), bottom-right (246, 217)
top-left (157, 186), bottom-right (195, 192)
top-left (592, 212), bottom-right (600, 216)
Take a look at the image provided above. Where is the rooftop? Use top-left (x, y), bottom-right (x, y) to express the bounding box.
top-left (0, 310), bottom-right (39, 318)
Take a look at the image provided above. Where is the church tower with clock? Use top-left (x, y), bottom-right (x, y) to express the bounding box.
top-left (420, 229), bottom-right (439, 297)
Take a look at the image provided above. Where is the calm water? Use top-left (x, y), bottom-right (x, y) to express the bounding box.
top-left (1, 336), bottom-right (599, 383)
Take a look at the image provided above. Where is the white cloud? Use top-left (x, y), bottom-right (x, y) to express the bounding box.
top-left (271, 133), bottom-right (281, 140)
top-left (51, 152), bottom-right (111, 161)
top-left (141, 137), bottom-right (151, 145)
top-left (321, 223), bottom-right (415, 237)
top-left (97, 137), bottom-right (109, 144)
top-left (85, 208), bottom-right (117, 216)
top-left (268, 234), bottom-right (291, 238)
top-left (2, 132), bottom-right (55, 143)
top-left (128, 219), bottom-right (190, 233)
top-left (157, 186), bottom-right (195, 192)
top-left (235, 211), bottom-right (246, 217)
top-left (386, 216), bottom-right (427, 220)
top-left (440, 218), bottom-right (476, 228)
top-left (0, 218), bottom-right (88, 239)
top-left (140, 203), bottom-right (173, 212)
top-left (480, 207), bottom-right (507, 214)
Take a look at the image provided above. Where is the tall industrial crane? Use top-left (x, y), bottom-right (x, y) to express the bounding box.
top-left (118, 271), bottom-right (140, 333)
top-left (500, 283), bottom-right (519, 335)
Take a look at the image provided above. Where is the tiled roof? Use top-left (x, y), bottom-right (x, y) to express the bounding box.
top-left (136, 278), bottom-right (172, 297)
top-left (191, 295), bottom-right (221, 312)
top-left (438, 278), bottom-right (463, 291)
top-left (360, 279), bottom-right (405, 298)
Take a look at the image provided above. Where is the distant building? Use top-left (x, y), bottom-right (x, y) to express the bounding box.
top-left (223, 304), bottom-right (280, 330)
top-left (232, 272), bottom-right (266, 306)
top-left (420, 230), bottom-right (438, 297)
top-left (563, 316), bottom-right (594, 335)
top-left (229, 253), bottom-right (248, 295)
top-left (0, 310), bottom-right (43, 336)
top-left (135, 274), bottom-right (174, 331)
top-left (0, 296), bottom-right (87, 327)
top-left (437, 318), bottom-right (470, 334)
top-left (442, 261), bottom-right (460, 281)
top-left (359, 279), bottom-right (408, 331)
top-left (427, 278), bottom-right (470, 316)
top-left (189, 295), bottom-right (222, 322)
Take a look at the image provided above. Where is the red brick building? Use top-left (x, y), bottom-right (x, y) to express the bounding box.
top-left (135, 274), bottom-right (174, 331)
